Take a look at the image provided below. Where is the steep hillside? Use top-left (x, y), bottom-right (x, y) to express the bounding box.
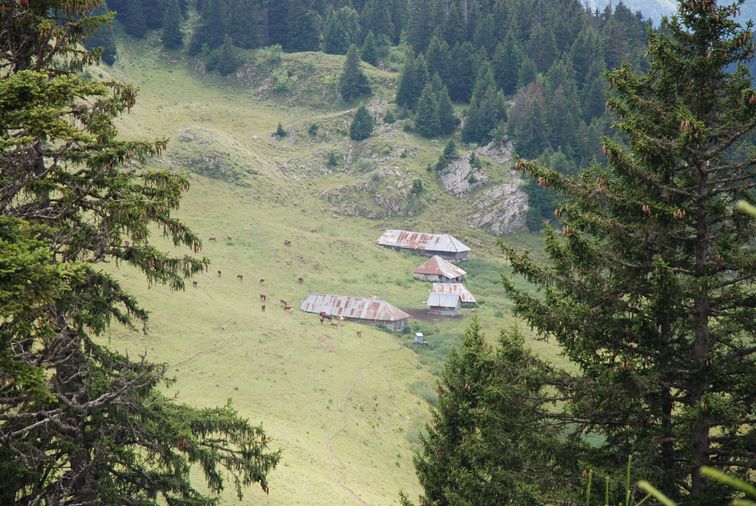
top-left (586, 0), bottom-right (755, 24)
top-left (100, 35), bottom-right (562, 505)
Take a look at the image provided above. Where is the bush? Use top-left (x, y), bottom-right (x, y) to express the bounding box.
top-left (326, 151), bottom-right (339, 166)
top-left (308, 123), bottom-right (319, 137)
top-left (274, 122), bottom-right (287, 138)
top-left (257, 44), bottom-right (283, 66)
top-left (349, 105), bottom-right (374, 141)
top-left (411, 179), bottom-right (423, 195)
top-left (384, 110), bottom-right (396, 124)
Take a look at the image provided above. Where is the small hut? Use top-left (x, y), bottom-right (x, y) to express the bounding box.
top-left (413, 256), bottom-right (467, 283)
top-left (300, 294), bottom-right (410, 331)
top-left (431, 283), bottom-right (476, 306)
top-left (427, 293), bottom-right (462, 316)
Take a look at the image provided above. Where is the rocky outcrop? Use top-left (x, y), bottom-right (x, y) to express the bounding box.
top-left (322, 167), bottom-right (423, 218)
top-left (475, 140), bottom-right (513, 165)
top-left (468, 182), bottom-right (528, 235)
top-left (439, 155), bottom-right (489, 196)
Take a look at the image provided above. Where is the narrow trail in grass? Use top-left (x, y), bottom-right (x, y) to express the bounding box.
top-left (325, 340), bottom-right (406, 505)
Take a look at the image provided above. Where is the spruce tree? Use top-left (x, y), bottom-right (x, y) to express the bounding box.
top-left (414, 83), bottom-right (440, 138)
top-left (502, 1), bottom-right (755, 502)
top-left (188, 0), bottom-right (226, 54)
top-left (462, 63), bottom-right (507, 144)
top-left (411, 317), bottom-right (495, 504)
top-left (123, 0), bottom-right (147, 38)
top-left (492, 37), bottom-right (520, 95)
top-left (142, 0), bottom-right (165, 30)
top-left (161, 0), bottom-right (183, 50)
top-left (448, 42), bottom-right (477, 102)
top-left (361, 0), bottom-right (394, 41)
top-left (339, 44), bottom-right (372, 101)
top-left (349, 104), bottom-right (374, 140)
top-left (226, 0), bottom-right (262, 49)
top-left (361, 30), bottom-right (378, 66)
top-left (442, 1), bottom-right (465, 48)
top-left (0, 3), bottom-right (279, 503)
top-left (285, 2), bottom-right (320, 52)
top-left (436, 83), bottom-right (456, 136)
top-left (85, 6), bottom-right (117, 65)
top-left (396, 53), bottom-right (428, 110)
top-left (425, 36), bottom-right (451, 87)
top-left (323, 7), bottom-right (359, 55)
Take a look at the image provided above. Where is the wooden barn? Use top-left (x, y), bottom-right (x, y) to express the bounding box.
top-left (427, 293), bottom-right (462, 317)
top-left (431, 283), bottom-right (476, 306)
top-left (413, 255), bottom-right (467, 282)
top-left (300, 294), bottom-right (411, 332)
top-left (377, 230), bottom-right (471, 261)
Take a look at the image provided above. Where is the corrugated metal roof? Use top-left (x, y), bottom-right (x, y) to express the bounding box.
top-left (300, 294), bottom-right (411, 321)
top-left (427, 293), bottom-right (461, 308)
top-left (414, 256), bottom-right (467, 278)
top-left (377, 230), bottom-right (471, 253)
top-left (431, 283), bottom-right (476, 304)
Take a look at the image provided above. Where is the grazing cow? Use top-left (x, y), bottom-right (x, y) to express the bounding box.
top-left (260, 293), bottom-right (267, 301)
top-left (192, 280), bottom-right (198, 288)
top-left (320, 316), bottom-right (325, 325)
top-left (297, 276), bottom-right (304, 284)
top-left (227, 235), bottom-right (233, 241)
top-left (329, 321), bottom-right (339, 328)
top-left (217, 270), bottom-right (222, 277)
top-left (208, 235), bottom-right (216, 241)
top-left (261, 304), bottom-right (266, 312)
top-left (356, 330), bottom-right (363, 338)
top-left (280, 299), bottom-right (288, 307)
top-left (284, 305), bottom-right (294, 312)
top-left (319, 311), bottom-right (331, 321)
top-left (284, 240), bottom-right (292, 247)
top-left (237, 274), bottom-right (244, 281)
top-left (259, 277), bottom-right (265, 284)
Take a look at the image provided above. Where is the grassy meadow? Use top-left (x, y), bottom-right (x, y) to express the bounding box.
top-left (100, 33), bottom-right (566, 505)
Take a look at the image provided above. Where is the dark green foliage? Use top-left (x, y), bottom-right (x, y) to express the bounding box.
top-left (205, 36), bottom-right (241, 75)
top-left (323, 6), bottom-right (360, 55)
top-left (326, 151), bottom-right (339, 166)
top-left (123, 0), bottom-right (147, 38)
top-left (361, 31), bottom-right (378, 66)
top-left (425, 36), bottom-right (451, 86)
top-left (492, 37), bottom-right (520, 95)
top-left (436, 84), bottom-right (456, 136)
top-left (265, 0), bottom-right (289, 47)
top-left (523, 149), bottom-right (575, 230)
top-left (339, 45), bottom-right (371, 101)
top-left (405, 0), bottom-right (433, 52)
top-left (527, 24), bottom-right (557, 72)
top-left (275, 122), bottom-right (287, 137)
top-left (396, 52), bottom-right (428, 110)
top-left (161, 0), bottom-right (183, 50)
top-left (189, 0), bottom-right (226, 54)
top-left (434, 139), bottom-right (457, 171)
top-left (0, 3), bottom-right (279, 503)
top-left (517, 55), bottom-right (538, 88)
top-left (508, 81), bottom-right (549, 158)
top-left (361, 0), bottom-right (394, 41)
top-left (410, 178), bottom-right (423, 195)
top-left (226, 0), bottom-right (262, 49)
top-left (308, 123), bottom-right (319, 137)
top-left (442, 1), bottom-right (465, 47)
top-left (414, 83), bottom-right (440, 138)
top-left (142, 0), bottom-right (165, 30)
top-left (384, 109), bottom-right (395, 124)
top-left (408, 318), bottom-right (567, 505)
top-left (502, 1), bottom-right (756, 502)
top-left (285, 2), bottom-right (320, 52)
top-left (349, 105), bottom-right (374, 140)
top-left (85, 7), bottom-right (117, 65)
top-left (462, 63), bottom-right (507, 144)
top-left (473, 13), bottom-right (496, 55)
top-left (447, 42), bottom-right (477, 102)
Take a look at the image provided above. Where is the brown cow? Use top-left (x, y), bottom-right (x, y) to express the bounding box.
top-left (356, 330), bottom-right (363, 337)
top-left (208, 235), bottom-right (217, 241)
top-left (284, 240), bottom-right (292, 247)
top-left (261, 304), bottom-right (266, 312)
top-left (284, 305), bottom-right (294, 312)
top-left (329, 321), bottom-right (339, 328)
top-left (237, 274), bottom-right (244, 281)
top-left (227, 235), bottom-right (233, 241)
top-left (217, 270), bottom-right (222, 277)
top-left (297, 276), bottom-right (304, 284)
top-left (192, 280), bottom-right (198, 288)
top-left (260, 293), bottom-right (267, 301)
top-left (259, 277), bottom-right (265, 284)
top-left (280, 299), bottom-right (288, 307)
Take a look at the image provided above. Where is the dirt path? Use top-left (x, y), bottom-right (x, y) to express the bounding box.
top-left (324, 341), bottom-right (405, 505)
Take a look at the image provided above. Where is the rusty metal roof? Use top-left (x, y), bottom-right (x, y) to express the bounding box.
top-left (414, 256), bottom-right (467, 279)
top-left (431, 283), bottom-right (476, 304)
top-left (377, 230), bottom-right (471, 254)
top-left (300, 294), bottom-right (411, 322)
top-left (427, 293), bottom-right (461, 308)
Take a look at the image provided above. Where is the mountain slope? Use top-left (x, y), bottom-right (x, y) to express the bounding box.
top-left (585, 0), bottom-right (755, 24)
